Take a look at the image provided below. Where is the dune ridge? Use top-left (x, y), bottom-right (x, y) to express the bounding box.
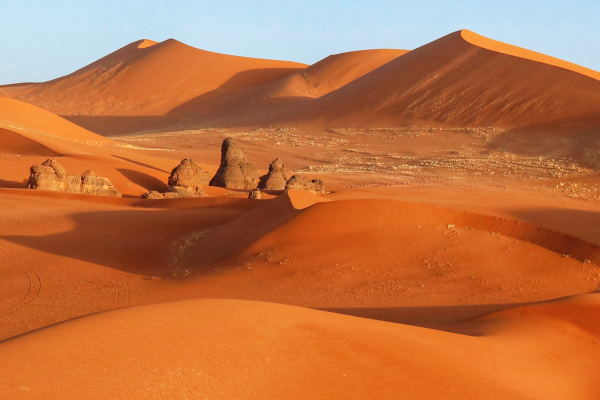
top-left (3, 30), bottom-right (600, 133)
top-left (0, 297), bottom-right (598, 400)
top-left (461, 29), bottom-right (600, 81)
top-left (291, 30), bottom-right (600, 129)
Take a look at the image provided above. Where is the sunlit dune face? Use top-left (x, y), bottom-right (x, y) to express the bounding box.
top-left (136, 39), bottom-right (158, 49)
top-left (460, 29), bottom-right (600, 81)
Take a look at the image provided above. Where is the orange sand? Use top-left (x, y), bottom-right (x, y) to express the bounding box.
top-left (0, 30), bottom-right (599, 399)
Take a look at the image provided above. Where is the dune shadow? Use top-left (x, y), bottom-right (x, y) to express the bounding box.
top-left (505, 207), bottom-right (600, 246)
top-left (484, 124), bottom-right (600, 169)
top-left (112, 155), bottom-right (170, 174)
top-left (61, 68), bottom-right (314, 136)
top-left (0, 205), bottom-right (247, 277)
top-left (319, 303), bottom-right (530, 334)
top-left (0, 178), bottom-right (27, 189)
top-left (117, 168), bottom-right (169, 192)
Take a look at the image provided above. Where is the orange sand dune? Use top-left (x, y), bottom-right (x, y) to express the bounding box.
top-left (288, 30), bottom-right (600, 130)
top-left (1, 296), bottom-right (598, 399)
top-left (0, 39), bottom-right (306, 134)
top-left (4, 29), bottom-right (599, 133)
top-left (1, 188), bottom-right (598, 339)
top-left (267, 49), bottom-right (408, 98)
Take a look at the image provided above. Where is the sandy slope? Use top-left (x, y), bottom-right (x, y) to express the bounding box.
top-left (266, 49), bottom-right (408, 98)
top-left (0, 39), bottom-right (306, 134)
top-left (291, 30), bottom-right (600, 129)
top-left (0, 97), bottom-right (224, 196)
top-left (1, 296), bottom-right (599, 400)
top-left (3, 30), bottom-right (600, 134)
top-left (0, 188), bottom-right (598, 340)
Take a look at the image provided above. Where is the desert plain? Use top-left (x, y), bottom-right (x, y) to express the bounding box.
top-left (0, 29), bottom-right (599, 399)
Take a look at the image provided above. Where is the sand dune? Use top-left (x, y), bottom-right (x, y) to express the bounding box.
top-left (266, 49), bottom-right (408, 98)
top-left (3, 30), bottom-right (600, 133)
top-left (1, 296), bottom-right (598, 399)
top-left (291, 30), bottom-right (600, 129)
top-left (1, 188), bottom-right (598, 340)
top-left (0, 39), bottom-right (306, 134)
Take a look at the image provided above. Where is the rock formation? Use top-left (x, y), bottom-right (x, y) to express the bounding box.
top-left (168, 159), bottom-right (210, 190)
top-left (209, 138), bottom-right (259, 189)
top-left (248, 188), bottom-right (262, 199)
top-left (28, 158), bottom-right (121, 197)
top-left (142, 159), bottom-right (208, 199)
top-left (80, 170), bottom-right (121, 197)
top-left (258, 159), bottom-right (288, 190)
top-left (285, 175), bottom-right (325, 194)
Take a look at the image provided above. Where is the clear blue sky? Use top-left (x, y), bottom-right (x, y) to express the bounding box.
top-left (1, 0), bottom-right (598, 85)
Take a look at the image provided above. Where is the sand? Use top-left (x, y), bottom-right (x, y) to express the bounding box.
top-left (0, 29), bottom-right (599, 399)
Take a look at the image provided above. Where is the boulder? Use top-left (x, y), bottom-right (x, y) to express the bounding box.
top-left (165, 185), bottom-right (206, 198)
top-left (285, 175), bottom-right (325, 194)
top-left (142, 191), bottom-right (165, 199)
top-left (258, 159), bottom-right (288, 190)
top-left (28, 159), bottom-right (121, 197)
top-left (168, 159), bottom-right (210, 190)
top-left (80, 170), bottom-right (121, 197)
top-left (28, 158), bottom-right (69, 191)
top-left (209, 138), bottom-right (259, 189)
top-left (248, 188), bottom-right (262, 199)
top-left (142, 159), bottom-right (209, 199)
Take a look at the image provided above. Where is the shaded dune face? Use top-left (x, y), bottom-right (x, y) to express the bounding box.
top-left (0, 128), bottom-right (60, 157)
top-left (0, 39), bottom-right (307, 134)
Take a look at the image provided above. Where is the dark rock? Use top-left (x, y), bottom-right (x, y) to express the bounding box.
top-left (285, 175), bottom-right (325, 194)
top-left (258, 159), bottom-right (287, 190)
top-left (210, 138), bottom-right (259, 189)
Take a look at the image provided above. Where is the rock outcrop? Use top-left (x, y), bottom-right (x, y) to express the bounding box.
top-left (258, 159), bottom-right (288, 190)
top-left (28, 158), bottom-right (121, 197)
top-left (79, 170), bottom-right (121, 197)
top-left (248, 188), bottom-right (262, 199)
top-left (168, 159), bottom-right (210, 190)
top-left (142, 159), bottom-right (208, 199)
top-left (209, 138), bottom-right (259, 189)
top-left (285, 175), bottom-right (325, 194)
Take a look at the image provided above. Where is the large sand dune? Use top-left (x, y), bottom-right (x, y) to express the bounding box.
top-left (293, 30), bottom-right (600, 129)
top-left (0, 39), bottom-right (306, 134)
top-left (2, 30), bottom-right (600, 134)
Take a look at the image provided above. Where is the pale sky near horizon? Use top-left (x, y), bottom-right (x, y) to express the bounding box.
top-left (0, 0), bottom-right (598, 85)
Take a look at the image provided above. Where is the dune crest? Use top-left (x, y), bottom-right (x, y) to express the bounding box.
top-left (136, 39), bottom-right (158, 49)
top-left (461, 29), bottom-right (600, 81)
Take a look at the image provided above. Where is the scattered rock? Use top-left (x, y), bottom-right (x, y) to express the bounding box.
top-left (285, 175), bottom-right (325, 194)
top-left (28, 158), bottom-right (121, 197)
top-left (248, 188), bottom-right (262, 199)
top-left (142, 191), bottom-right (164, 199)
top-left (142, 159), bottom-right (209, 199)
top-left (258, 159), bottom-right (288, 190)
top-left (210, 138), bottom-right (259, 189)
top-left (165, 185), bottom-right (206, 198)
